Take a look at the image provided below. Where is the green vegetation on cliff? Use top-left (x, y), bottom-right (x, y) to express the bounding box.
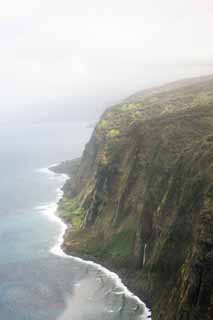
top-left (59, 75), bottom-right (213, 320)
top-left (58, 197), bottom-right (85, 230)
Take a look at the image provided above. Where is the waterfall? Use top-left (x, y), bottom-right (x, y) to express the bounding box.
top-left (143, 243), bottom-right (147, 266)
top-left (113, 196), bottom-right (122, 224)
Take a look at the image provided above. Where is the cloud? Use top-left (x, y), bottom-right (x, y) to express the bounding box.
top-left (0, 0), bottom-right (212, 120)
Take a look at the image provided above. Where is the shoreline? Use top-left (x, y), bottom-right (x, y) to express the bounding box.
top-left (43, 163), bottom-right (151, 319)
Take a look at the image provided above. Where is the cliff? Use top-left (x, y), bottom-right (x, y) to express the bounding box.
top-left (57, 75), bottom-right (213, 320)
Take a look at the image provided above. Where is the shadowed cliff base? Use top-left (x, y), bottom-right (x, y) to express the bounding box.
top-left (52, 75), bottom-right (213, 320)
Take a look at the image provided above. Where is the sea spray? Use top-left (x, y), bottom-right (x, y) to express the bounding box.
top-left (38, 166), bottom-right (151, 320)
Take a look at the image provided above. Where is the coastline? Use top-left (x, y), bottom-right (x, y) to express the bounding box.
top-left (43, 163), bottom-right (151, 319)
top-left (36, 166), bottom-right (70, 257)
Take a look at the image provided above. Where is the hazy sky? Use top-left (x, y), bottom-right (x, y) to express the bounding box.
top-left (0, 0), bottom-right (213, 122)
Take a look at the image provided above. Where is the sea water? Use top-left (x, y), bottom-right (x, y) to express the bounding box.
top-left (0, 121), bottom-right (150, 320)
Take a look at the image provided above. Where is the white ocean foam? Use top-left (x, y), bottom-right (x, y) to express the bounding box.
top-left (36, 165), bottom-right (69, 257)
top-left (37, 166), bottom-right (56, 176)
top-left (38, 165), bottom-right (151, 319)
top-left (37, 165), bottom-right (69, 181)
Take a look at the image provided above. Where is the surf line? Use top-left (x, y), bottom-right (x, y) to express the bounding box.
top-left (38, 164), bottom-right (151, 319)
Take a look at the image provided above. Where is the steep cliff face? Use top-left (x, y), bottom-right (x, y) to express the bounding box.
top-left (60, 76), bottom-right (213, 320)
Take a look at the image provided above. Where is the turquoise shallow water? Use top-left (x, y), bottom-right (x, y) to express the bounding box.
top-left (0, 121), bottom-right (150, 320)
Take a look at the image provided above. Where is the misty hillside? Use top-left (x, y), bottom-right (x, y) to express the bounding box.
top-left (52, 75), bottom-right (213, 320)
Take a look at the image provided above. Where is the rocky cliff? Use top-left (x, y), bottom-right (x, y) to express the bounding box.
top-left (57, 76), bottom-right (213, 320)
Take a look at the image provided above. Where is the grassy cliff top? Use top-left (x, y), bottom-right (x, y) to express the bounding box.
top-left (97, 75), bottom-right (213, 135)
top-left (93, 75), bottom-right (213, 164)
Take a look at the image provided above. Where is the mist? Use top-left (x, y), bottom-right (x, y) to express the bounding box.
top-left (0, 0), bottom-right (213, 123)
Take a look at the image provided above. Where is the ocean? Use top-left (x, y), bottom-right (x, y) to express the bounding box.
top-left (0, 121), bottom-right (150, 320)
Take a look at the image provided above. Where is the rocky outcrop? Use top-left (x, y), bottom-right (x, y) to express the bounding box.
top-left (58, 76), bottom-right (213, 320)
